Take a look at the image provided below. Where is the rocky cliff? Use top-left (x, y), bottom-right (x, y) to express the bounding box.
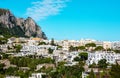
top-left (0, 8), bottom-right (47, 39)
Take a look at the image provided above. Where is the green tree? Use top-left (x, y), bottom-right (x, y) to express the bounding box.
top-left (109, 63), bottom-right (120, 78)
top-left (98, 59), bottom-right (108, 69)
top-left (0, 74), bottom-right (4, 78)
top-left (94, 46), bottom-right (104, 51)
top-left (57, 45), bottom-right (62, 50)
top-left (5, 67), bottom-right (18, 75)
top-left (79, 52), bottom-right (88, 61)
top-left (89, 69), bottom-right (95, 78)
top-left (107, 48), bottom-right (112, 51)
top-left (7, 46), bottom-right (11, 50)
top-left (15, 70), bottom-right (30, 78)
top-left (85, 43), bottom-right (96, 51)
top-left (0, 38), bottom-right (8, 44)
top-left (14, 45), bottom-right (22, 52)
top-left (69, 46), bottom-right (74, 52)
top-left (89, 62), bottom-right (97, 68)
top-left (1, 53), bottom-right (9, 59)
top-left (78, 46), bottom-right (86, 51)
top-left (38, 42), bottom-right (46, 45)
top-left (74, 56), bottom-right (80, 61)
top-left (85, 43), bottom-right (96, 48)
top-left (69, 46), bottom-right (78, 51)
top-left (50, 63), bottom-right (84, 78)
top-left (0, 63), bottom-right (5, 74)
top-left (114, 50), bottom-right (120, 53)
top-left (51, 38), bottom-right (55, 46)
top-left (48, 48), bottom-right (54, 54)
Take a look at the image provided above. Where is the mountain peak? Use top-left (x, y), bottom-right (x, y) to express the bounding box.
top-left (0, 8), bottom-right (10, 15)
top-left (27, 17), bottom-right (32, 19)
top-left (0, 8), bottom-right (47, 39)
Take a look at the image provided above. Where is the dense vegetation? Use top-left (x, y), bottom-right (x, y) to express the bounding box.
top-left (0, 55), bottom-right (55, 78)
top-left (109, 63), bottom-right (120, 78)
top-left (114, 50), bottom-right (120, 53)
top-left (0, 37), bottom-right (8, 44)
top-left (0, 52), bottom-right (87, 78)
top-left (94, 46), bottom-right (104, 51)
top-left (74, 52), bottom-right (88, 61)
top-left (38, 42), bottom-right (46, 45)
top-left (47, 62), bottom-right (85, 78)
top-left (48, 48), bottom-right (54, 54)
top-left (0, 52), bottom-right (119, 78)
top-left (98, 59), bottom-right (108, 69)
top-left (0, 64), bottom-right (32, 78)
top-left (9, 57), bottom-right (54, 70)
top-left (0, 23), bottom-right (12, 38)
top-left (0, 23), bottom-right (29, 38)
top-left (13, 45), bottom-right (23, 52)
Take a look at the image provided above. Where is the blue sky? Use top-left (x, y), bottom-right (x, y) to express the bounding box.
top-left (0, 0), bottom-right (120, 41)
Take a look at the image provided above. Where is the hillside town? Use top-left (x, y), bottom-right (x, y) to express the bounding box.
top-left (0, 37), bottom-right (120, 78)
top-left (1, 0), bottom-right (120, 77)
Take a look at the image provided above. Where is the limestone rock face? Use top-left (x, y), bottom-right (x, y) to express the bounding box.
top-left (0, 8), bottom-right (47, 39)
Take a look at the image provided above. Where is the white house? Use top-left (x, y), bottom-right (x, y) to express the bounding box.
top-left (20, 45), bottom-right (57, 56)
top-left (103, 41), bottom-right (112, 49)
top-left (0, 44), bottom-right (8, 52)
top-left (86, 51), bottom-right (120, 65)
top-left (111, 41), bottom-right (120, 50)
top-left (82, 72), bottom-right (89, 78)
top-left (29, 73), bottom-right (46, 78)
top-left (6, 76), bottom-right (20, 78)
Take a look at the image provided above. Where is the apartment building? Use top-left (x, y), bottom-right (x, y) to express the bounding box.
top-left (103, 41), bottom-right (112, 49)
top-left (111, 41), bottom-right (120, 50)
top-left (86, 51), bottom-right (120, 65)
top-left (29, 73), bottom-right (46, 78)
top-left (21, 45), bottom-right (57, 55)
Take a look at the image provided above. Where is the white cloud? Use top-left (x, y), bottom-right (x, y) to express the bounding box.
top-left (26, 0), bottom-right (70, 21)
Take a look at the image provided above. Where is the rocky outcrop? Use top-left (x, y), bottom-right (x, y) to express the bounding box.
top-left (0, 8), bottom-right (47, 39)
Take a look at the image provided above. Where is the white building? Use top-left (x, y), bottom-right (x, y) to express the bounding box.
top-left (56, 40), bottom-right (81, 51)
top-left (111, 41), bottom-right (120, 50)
top-left (103, 41), bottom-right (112, 49)
top-left (6, 76), bottom-right (20, 78)
top-left (79, 39), bottom-right (96, 46)
top-left (0, 44), bottom-right (8, 52)
top-left (66, 51), bottom-right (79, 62)
top-left (27, 40), bottom-right (38, 45)
top-left (86, 51), bottom-right (120, 65)
top-left (82, 72), bottom-right (89, 78)
top-left (29, 73), bottom-right (46, 78)
top-left (20, 45), bottom-right (57, 56)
